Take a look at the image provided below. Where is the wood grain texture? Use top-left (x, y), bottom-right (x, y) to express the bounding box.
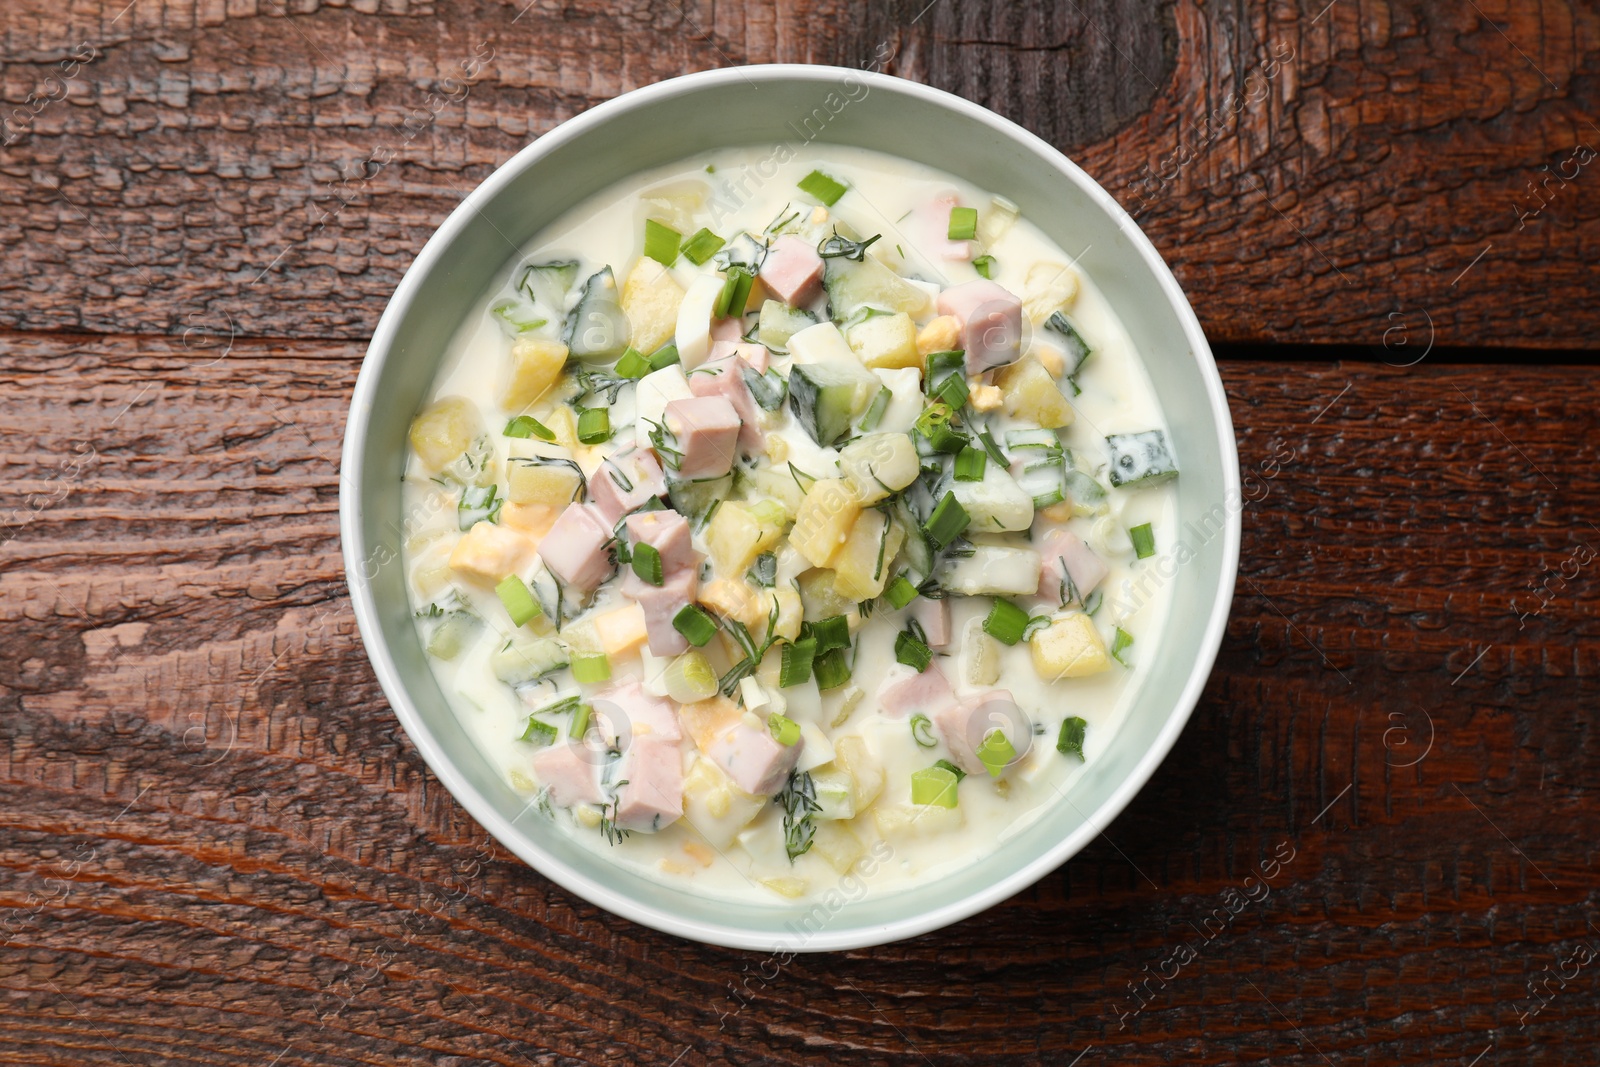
top-left (2, 330), bottom-right (1597, 1064)
top-left (2, 0), bottom-right (1599, 348)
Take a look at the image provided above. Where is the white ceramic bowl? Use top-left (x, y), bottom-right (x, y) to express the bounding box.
top-left (341, 64), bottom-right (1239, 951)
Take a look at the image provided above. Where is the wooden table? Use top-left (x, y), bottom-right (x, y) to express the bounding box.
top-left (3, 2), bottom-right (1596, 1063)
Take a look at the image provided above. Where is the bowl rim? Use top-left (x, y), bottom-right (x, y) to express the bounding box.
top-left (340, 62), bottom-right (1240, 952)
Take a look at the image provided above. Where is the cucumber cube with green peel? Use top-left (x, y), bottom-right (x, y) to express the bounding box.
top-left (1106, 430), bottom-right (1178, 488)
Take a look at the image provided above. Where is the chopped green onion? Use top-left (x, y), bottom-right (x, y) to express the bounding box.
top-left (924, 351), bottom-right (965, 395)
top-left (643, 219), bottom-right (681, 265)
top-left (630, 541), bottom-right (664, 586)
top-left (495, 575), bottom-right (542, 627)
top-left (809, 615), bottom-right (850, 654)
top-left (983, 599), bottom-right (1029, 646)
top-left (673, 604), bottom-right (718, 647)
top-left (714, 268), bottom-right (755, 319)
top-left (504, 415), bottom-right (556, 441)
top-left (910, 713), bottom-right (936, 749)
top-left (1129, 522), bottom-right (1156, 560)
top-left (924, 491), bottom-right (970, 549)
top-left (797, 169), bottom-right (848, 206)
top-left (947, 206), bottom-right (978, 241)
top-left (976, 728), bottom-right (1016, 777)
top-left (915, 402), bottom-right (967, 454)
top-left (768, 712), bottom-right (801, 746)
top-left (972, 254), bottom-right (996, 279)
top-left (665, 651), bottom-right (719, 703)
top-left (614, 347), bottom-right (652, 378)
top-left (647, 344), bottom-right (681, 371)
top-left (569, 702), bottom-right (592, 741)
top-left (779, 638), bottom-right (817, 687)
top-left (910, 766), bottom-right (959, 807)
top-left (859, 387), bottom-right (891, 432)
top-left (1057, 716), bottom-right (1087, 759)
top-left (933, 758), bottom-right (967, 782)
top-left (491, 300), bottom-right (547, 333)
top-left (519, 717), bottom-right (558, 746)
top-left (681, 227), bottom-right (726, 265)
top-left (894, 628), bottom-right (933, 672)
top-left (975, 425), bottom-right (1008, 466)
top-left (813, 647), bottom-right (851, 690)
top-left (571, 653), bottom-right (611, 684)
top-left (934, 371), bottom-right (969, 410)
top-left (886, 575), bottom-right (920, 610)
top-left (1110, 626), bottom-right (1134, 666)
top-left (576, 407), bottom-right (611, 445)
top-left (954, 446), bottom-right (987, 482)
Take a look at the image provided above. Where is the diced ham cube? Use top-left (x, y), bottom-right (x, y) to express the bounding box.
top-left (938, 279), bottom-right (1023, 374)
top-left (1036, 529), bottom-right (1109, 603)
top-left (593, 679), bottom-right (683, 746)
top-left (689, 357), bottom-right (764, 450)
top-left (917, 195), bottom-right (973, 261)
top-left (664, 395), bottom-right (741, 479)
top-left (876, 662), bottom-right (956, 719)
top-left (613, 737), bottom-right (685, 831)
top-left (758, 234), bottom-right (825, 306)
top-left (706, 718), bottom-right (803, 796)
top-left (589, 448), bottom-right (667, 525)
top-left (624, 508), bottom-right (697, 575)
top-left (710, 314), bottom-right (747, 343)
top-left (536, 503), bottom-right (615, 593)
top-left (530, 742), bottom-right (605, 807)
top-left (707, 340), bottom-right (770, 372)
top-left (912, 597), bottom-right (952, 649)
top-left (626, 566), bottom-right (698, 657)
top-left (934, 689), bottom-right (1029, 777)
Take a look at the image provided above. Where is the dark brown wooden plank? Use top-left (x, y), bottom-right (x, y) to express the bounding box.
top-left (2, 1), bottom-right (1598, 349)
top-left (2, 330), bottom-right (1597, 1063)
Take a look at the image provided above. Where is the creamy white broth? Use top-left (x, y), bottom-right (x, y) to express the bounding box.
top-left (401, 144), bottom-right (1178, 902)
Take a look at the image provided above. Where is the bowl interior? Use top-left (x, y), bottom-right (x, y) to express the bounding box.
top-left (344, 65), bottom-right (1238, 951)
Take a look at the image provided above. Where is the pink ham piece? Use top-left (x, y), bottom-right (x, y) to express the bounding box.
top-left (625, 509), bottom-right (697, 575)
top-left (625, 566), bottom-right (698, 657)
top-left (664, 395), bottom-right (742, 479)
top-left (706, 719), bottom-right (803, 796)
top-left (707, 340), bottom-right (770, 372)
top-left (710, 315), bottom-right (747, 343)
top-left (613, 738), bottom-right (685, 831)
top-left (589, 448), bottom-right (667, 525)
top-left (912, 597), bottom-right (952, 649)
top-left (530, 742), bottom-right (605, 807)
top-left (934, 689), bottom-right (1029, 777)
top-left (1035, 529), bottom-right (1108, 603)
top-left (593, 679), bottom-right (683, 747)
top-left (758, 234), bottom-right (824, 306)
top-left (689, 357), bottom-right (764, 450)
top-left (876, 662), bottom-right (956, 719)
top-left (917, 195), bottom-right (972, 261)
top-left (938, 279), bottom-right (1024, 374)
top-left (536, 503), bottom-right (615, 593)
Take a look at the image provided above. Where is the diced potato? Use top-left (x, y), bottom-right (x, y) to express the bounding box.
top-left (699, 578), bottom-right (764, 627)
top-left (830, 509), bottom-right (905, 601)
top-left (961, 616), bottom-right (1001, 686)
top-left (739, 466), bottom-right (805, 516)
top-left (789, 478), bottom-right (862, 568)
top-left (761, 877), bottom-right (808, 898)
top-left (621, 257), bottom-right (685, 354)
top-left (499, 502), bottom-right (559, 540)
top-left (409, 396), bottom-right (483, 471)
top-left (682, 756), bottom-right (765, 850)
top-left (1029, 613), bottom-right (1112, 680)
top-left (796, 568), bottom-right (856, 622)
top-left (447, 521), bottom-right (538, 582)
top-left (594, 603), bottom-right (649, 658)
top-left (506, 458), bottom-right (583, 507)
top-left (811, 821), bottom-right (866, 873)
top-left (837, 433), bottom-right (920, 504)
top-left (847, 312), bottom-right (920, 370)
top-left (915, 314), bottom-right (962, 357)
top-left (678, 695), bottom-right (741, 751)
top-left (538, 405), bottom-right (579, 450)
top-left (832, 736), bottom-right (884, 812)
top-left (810, 767), bottom-right (855, 820)
top-left (504, 337), bottom-right (569, 411)
top-left (705, 501), bottom-right (784, 577)
top-left (996, 357), bottom-right (1074, 429)
top-left (1022, 261), bottom-right (1080, 323)
top-left (874, 803), bottom-right (964, 839)
top-left (765, 586), bottom-right (803, 642)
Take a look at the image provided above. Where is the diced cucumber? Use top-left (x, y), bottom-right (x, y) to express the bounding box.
top-left (526, 562), bottom-right (564, 626)
top-left (890, 497), bottom-right (934, 583)
top-left (934, 544), bottom-right (1043, 597)
top-left (741, 363), bottom-right (789, 411)
top-left (811, 768), bottom-right (856, 821)
top-left (714, 232), bottom-right (769, 273)
top-left (1106, 430), bottom-right (1178, 488)
top-left (1005, 427), bottom-right (1063, 454)
top-left (1045, 311), bottom-right (1093, 378)
top-left (518, 259), bottom-right (580, 316)
top-left (666, 471), bottom-right (735, 526)
top-left (822, 254), bottom-right (927, 322)
top-left (1064, 469), bottom-right (1107, 512)
top-left (788, 363), bottom-right (875, 447)
top-left (425, 611), bottom-right (479, 660)
top-left (757, 299), bottom-right (819, 352)
top-left (946, 462), bottom-right (1034, 533)
top-left (1015, 456), bottom-right (1066, 508)
top-left (490, 635), bottom-right (569, 685)
top-left (562, 267), bottom-right (631, 364)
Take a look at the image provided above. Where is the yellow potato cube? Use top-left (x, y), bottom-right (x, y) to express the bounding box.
top-left (621, 258), bottom-right (686, 354)
top-left (408, 396), bottom-right (483, 471)
top-left (837, 433), bottom-right (920, 504)
top-left (832, 735), bottom-right (883, 811)
top-left (503, 337), bottom-right (569, 411)
top-left (1029, 613), bottom-right (1112, 680)
top-left (505, 458), bottom-right (583, 507)
top-left (679, 695), bottom-right (742, 752)
top-left (830, 509), bottom-right (905, 601)
top-left (796, 568), bottom-right (855, 622)
top-left (682, 755), bottom-right (765, 850)
top-left (810, 821), bottom-right (866, 874)
top-left (594, 603), bottom-right (649, 658)
top-left (447, 521), bottom-right (538, 582)
top-left (765, 586), bottom-right (803, 642)
top-left (705, 501), bottom-right (782, 577)
top-left (541, 406), bottom-right (579, 450)
top-left (996, 358), bottom-right (1074, 429)
top-left (847, 311), bottom-right (920, 370)
top-left (789, 478), bottom-right (862, 568)
top-left (699, 578), bottom-right (764, 627)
